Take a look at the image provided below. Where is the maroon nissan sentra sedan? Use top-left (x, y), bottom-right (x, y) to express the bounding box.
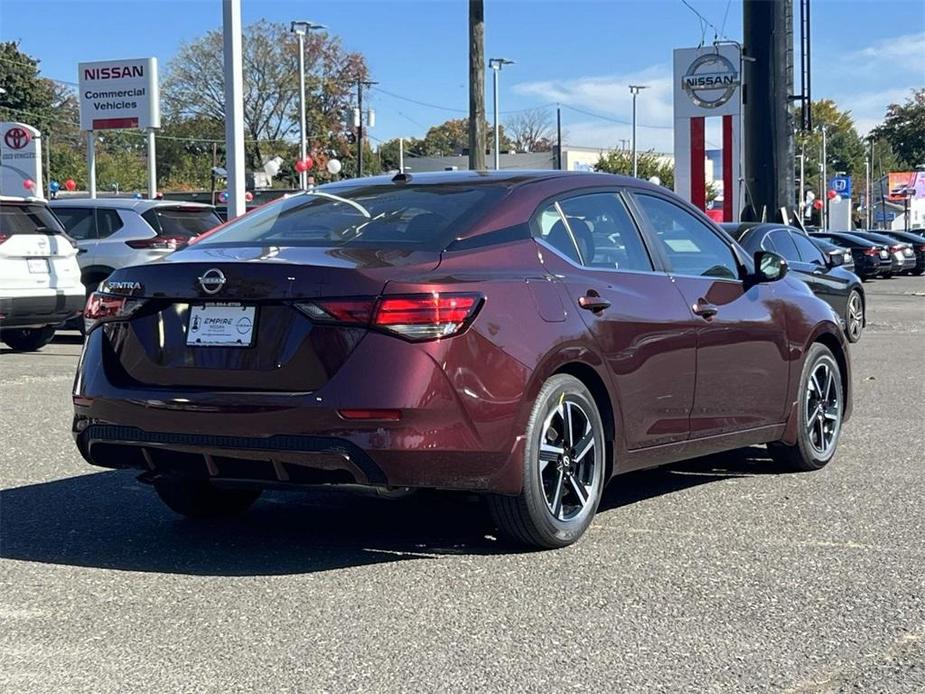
top-left (73, 171), bottom-right (851, 548)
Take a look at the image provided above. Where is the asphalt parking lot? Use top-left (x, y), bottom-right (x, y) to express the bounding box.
top-left (1, 276), bottom-right (923, 693)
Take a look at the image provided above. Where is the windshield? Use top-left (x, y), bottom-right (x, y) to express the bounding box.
top-left (195, 183), bottom-right (507, 251)
top-left (0, 203), bottom-right (66, 235)
top-left (143, 207), bottom-right (222, 238)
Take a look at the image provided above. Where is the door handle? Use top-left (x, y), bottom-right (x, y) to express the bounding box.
top-left (692, 299), bottom-right (718, 319)
top-left (578, 294), bottom-right (610, 313)
top-left (77, 248), bottom-right (88, 255)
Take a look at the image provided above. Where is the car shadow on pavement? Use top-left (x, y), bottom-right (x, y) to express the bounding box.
top-left (1, 446), bottom-right (791, 575)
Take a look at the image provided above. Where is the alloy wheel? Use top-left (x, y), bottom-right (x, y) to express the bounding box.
top-left (846, 292), bottom-right (863, 342)
top-left (538, 399), bottom-right (599, 521)
top-left (805, 358), bottom-right (841, 458)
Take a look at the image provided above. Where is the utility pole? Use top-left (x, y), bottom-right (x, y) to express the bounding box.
top-left (468, 0), bottom-right (486, 170)
top-left (865, 156), bottom-right (871, 229)
top-left (798, 146), bottom-right (805, 218)
top-left (743, 0), bottom-right (796, 222)
top-left (820, 125), bottom-right (827, 231)
top-left (556, 105), bottom-right (562, 170)
top-left (399, 137), bottom-right (404, 173)
top-left (489, 58), bottom-right (514, 170)
top-left (355, 79), bottom-right (377, 176)
top-left (629, 85), bottom-right (648, 178)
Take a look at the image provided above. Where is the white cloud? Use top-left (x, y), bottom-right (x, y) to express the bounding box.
top-left (850, 31), bottom-right (925, 61)
top-left (511, 65), bottom-right (675, 151)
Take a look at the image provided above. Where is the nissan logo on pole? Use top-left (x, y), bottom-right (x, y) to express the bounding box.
top-left (682, 53), bottom-right (740, 109)
top-left (198, 268), bottom-right (227, 295)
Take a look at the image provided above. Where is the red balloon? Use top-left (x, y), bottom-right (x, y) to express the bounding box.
top-left (827, 189), bottom-right (837, 200)
top-left (294, 159), bottom-right (308, 173)
top-left (64, 178), bottom-right (77, 191)
top-left (813, 199), bottom-right (824, 210)
top-left (245, 191), bottom-right (254, 202)
top-left (23, 179), bottom-right (35, 190)
top-left (302, 156), bottom-right (313, 171)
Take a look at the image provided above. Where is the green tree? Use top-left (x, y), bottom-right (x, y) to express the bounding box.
top-left (0, 41), bottom-right (55, 130)
top-left (795, 100), bottom-right (866, 197)
top-left (870, 89), bottom-right (925, 170)
top-left (595, 149), bottom-right (674, 190)
top-left (420, 118), bottom-right (511, 156)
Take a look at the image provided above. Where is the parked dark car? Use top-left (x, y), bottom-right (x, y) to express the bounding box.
top-left (723, 223), bottom-right (865, 342)
top-left (810, 236), bottom-right (854, 273)
top-left (846, 231), bottom-right (917, 275)
top-left (809, 231), bottom-right (893, 279)
top-left (871, 230), bottom-right (925, 275)
top-left (73, 171), bottom-right (852, 548)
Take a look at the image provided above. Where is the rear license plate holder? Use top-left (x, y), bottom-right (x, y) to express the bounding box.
top-left (27, 258), bottom-right (49, 274)
top-left (187, 303), bottom-right (256, 347)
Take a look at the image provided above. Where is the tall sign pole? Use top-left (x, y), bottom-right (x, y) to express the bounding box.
top-left (468, 0), bottom-right (486, 170)
top-left (146, 129), bottom-right (156, 198)
top-left (222, 0), bottom-right (246, 219)
top-left (87, 132), bottom-right (96, 199)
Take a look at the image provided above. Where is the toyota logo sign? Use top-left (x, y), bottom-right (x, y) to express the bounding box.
top-left (682, 53), bottom-right (740, 109)
top-left (4, 127), bottom-right (31, 150)
top-left (198, 268), bottom-right (226, 295)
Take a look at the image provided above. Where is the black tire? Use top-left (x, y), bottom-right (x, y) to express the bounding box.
top-left (153, 478), bottom-right (261, 518)
top-left (1, 326), bottom-right (56, 352)
top-left (488, 374), bottom-right (606, 549)
top-left (768, 343), bottom-right (844, 472)
top-left (844, 289), bottom-right (864, 344)
top-left (913, 268), bottom-right (925, 276)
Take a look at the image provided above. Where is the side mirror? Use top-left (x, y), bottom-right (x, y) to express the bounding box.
top-left (826, 250), bottom-right (844, 267)
top-left (754, 250), bottom-right (788, 282)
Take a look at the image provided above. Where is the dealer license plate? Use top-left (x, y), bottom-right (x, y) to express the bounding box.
top-left (27, 258), bottom-right (49, 274)
top-left (187, 303), bottom-right (256, 347)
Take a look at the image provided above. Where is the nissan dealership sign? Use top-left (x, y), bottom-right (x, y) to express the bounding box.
top-left (78, 58), bottom-right (160, 131)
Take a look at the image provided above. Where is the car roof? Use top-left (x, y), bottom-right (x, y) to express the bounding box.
top-left (48, 198), bottom-right (214, 211)
top-left (320, 169), bottom-right (638, 191)
top-left (813, 231), bottom-right (878, 246)
top-left (0, 195), bottom-right (48, 205)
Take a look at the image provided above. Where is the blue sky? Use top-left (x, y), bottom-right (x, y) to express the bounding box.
top-left (2, 0), bottom-right (923, 152)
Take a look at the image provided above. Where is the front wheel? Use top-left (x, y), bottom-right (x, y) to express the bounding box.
top-left (488, 374), bottom-right (606, 549)
top-left (768, 343), bottom-right (844, 471)
top-left (845, 289), bottom-right (864, 343)
top-left (153, 479), bottom-right (261, 518)
top-left (1, 326), bottom-right (56, 352)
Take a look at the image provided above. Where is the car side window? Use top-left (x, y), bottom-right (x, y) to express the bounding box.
top-left (141, 208), bottom-right (162, 233)
top-left (768, 230), bottom-right (800, 261)
top-left (791, 232), bottom-right (826, 264)
top-left (557, 193), bottom-right (653, 272)
top-left (533, 203), bottom-right (582, 264)
top-left (96, 209), bottom-right (125, 238)
top-left (632, 194), bottom-right (738, 279)
top-left (53, 207), bottom-right (95, 240)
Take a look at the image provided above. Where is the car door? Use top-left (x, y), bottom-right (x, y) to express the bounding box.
top-left (533, 191), bottom-right (697, 449)
top-left (629, 192), bottom-right (790, 438)
top-left (51, 206), bottom-right (97, 268)
top-left (789, 230), bottom-right (849, 313)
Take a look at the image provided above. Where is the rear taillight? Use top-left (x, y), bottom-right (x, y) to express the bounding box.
top-left (863, 247), bottom-right (879, 256)
top-left (374, 294), bottom-right (482, 340)
top-left (83, 292), bottom-right (133, 333)
top-left (125, 235), bottom-right (189, 250)
top-left (0, 233), bottom-right (10, 245)
top-left (296, 292), bottom-right (482, 341)
top-left (918, 245), bottom-right (925, 252)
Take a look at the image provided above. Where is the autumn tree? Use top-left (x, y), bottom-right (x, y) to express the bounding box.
top-left (870, 89), bottom-right (925, 170)
top-left (417, 118), bottom-right (511, 157)
top-left (505, 107), bottom-right (555, 152)
top-left (163, 20), bottom-right (368, 172)
top-left (794, 100), bottom-right (866, 197)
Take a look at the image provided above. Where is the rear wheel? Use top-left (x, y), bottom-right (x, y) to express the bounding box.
top-left (153, 478), bottom-right (261, 518)
top-left (488, 374), bottom-right (606, 549)
top-left (845, 290), bottom-right (864, 343)
top-left (1, 326), bottom-right (56, 352)
top-left (769, 343), bottom-right (844, 471)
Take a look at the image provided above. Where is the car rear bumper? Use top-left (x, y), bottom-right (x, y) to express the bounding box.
top-left (0, 291), bottom-right (84, 329)
top-left (72, 327), bottom-right (528, 494)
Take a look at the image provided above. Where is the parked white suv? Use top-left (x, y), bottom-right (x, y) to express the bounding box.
top-left (0, 196), bottom-right (84, 351)
top-left (48, 198), bottom-right (221, 294)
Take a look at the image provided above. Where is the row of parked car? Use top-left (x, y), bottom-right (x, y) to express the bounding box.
top-left (1, 193), bottom-right (923, 352)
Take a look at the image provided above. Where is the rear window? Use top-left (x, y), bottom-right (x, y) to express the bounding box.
top-left (195, 184), bottom-right (507, 251)
top-left (0, 203), bottom-right (66, 235)
top-left (142, 207), bottom-right (221, 238)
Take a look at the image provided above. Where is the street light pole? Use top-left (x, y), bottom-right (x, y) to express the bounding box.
top-left (629, 84), bottom-right (648, 178)
top-left (291, 20), bottom-right (325, 191)
top-left (488, 58), bottom-right (514, 170)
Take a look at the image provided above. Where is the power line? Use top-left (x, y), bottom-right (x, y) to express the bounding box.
top-left (560, 103), bottom-right (673, 130)
top-left (679, 0), bottom-right (727, 43)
